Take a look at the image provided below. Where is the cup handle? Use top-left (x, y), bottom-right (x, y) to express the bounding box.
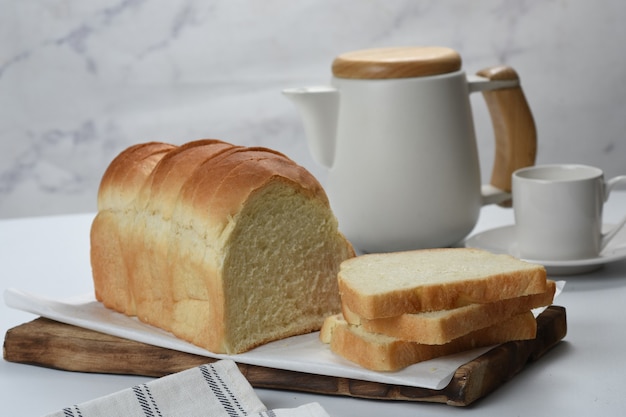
top-left (475, 66), bottom-right (537, 206)
top-left (601, 175), bottom-right (626, 249)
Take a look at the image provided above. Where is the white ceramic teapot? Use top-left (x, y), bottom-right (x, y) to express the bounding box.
top-left (283, 46), bottom-right (536, 253)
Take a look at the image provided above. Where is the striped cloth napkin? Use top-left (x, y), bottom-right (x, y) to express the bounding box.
top-left (44, 360), bottom-right (330, 417)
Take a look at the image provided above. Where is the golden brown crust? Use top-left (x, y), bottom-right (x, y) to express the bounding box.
top-left (174, 146), bottom-right (329, 233)
top-left (91, 139), bottom-right (353, 354)
top-left (137, 139), bottom-right (234, 214)
top-left (127, 140), bottom-right (237, 329)
top-left (92, 142), bottom-right (175, 316)
top-left (337, 248), bottom-right (548, 319)
top-left (339, 270), bottom-right (547, 319)
top-left (343, 280), bottom-right (555, 344)
top-left (97, 142), bottom-right (175, 211)
top-left (325, 312), bottom-right (537, 371)
top-left (91, 211), bottom-right (131, 312)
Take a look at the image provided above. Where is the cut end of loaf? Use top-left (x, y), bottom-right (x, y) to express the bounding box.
top-left (218, 179), bottom-right (352, 353)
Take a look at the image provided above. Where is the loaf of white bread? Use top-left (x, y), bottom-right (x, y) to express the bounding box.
top-left (90, 139), bottom-right (355, 354)
top-left (321, 248), bottom-right (552, 371)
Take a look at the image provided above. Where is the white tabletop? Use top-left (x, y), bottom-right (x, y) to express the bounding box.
top-left (2, 193), bottom-right (626, 416)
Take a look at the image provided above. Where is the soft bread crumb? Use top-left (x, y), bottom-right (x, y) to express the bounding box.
top-left (323, 312), bottom-right (537, 372)
top-left (338, 248), bottom-right (547, 319)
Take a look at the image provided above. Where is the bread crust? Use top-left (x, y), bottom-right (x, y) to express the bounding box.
top-left (97, 142), bottom-right (176, 211)
top-left (176, 146), bottom-right (329, 232)
top-left (92, 142), bottom-right (175, 315)
top-left (337, 248), bottom-right (548, 319)
top-left (91, 140), bottom-right (354, 354)
top-left (323, 312), bottom-right (537, 371)
top-left (343, 280), bottom-right (555, 344)
top-left (128, 140), bottom-right (235, 331)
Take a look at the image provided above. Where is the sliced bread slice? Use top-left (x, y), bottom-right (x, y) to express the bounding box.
top-left (321, 311), bottom-right (537, 372)
top-left (342, 280), bottom-right (555, 344)
top-left (337, 248), bottom-right (547, 319)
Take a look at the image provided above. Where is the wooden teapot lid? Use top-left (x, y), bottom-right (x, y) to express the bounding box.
top-left (332, 46), bottom-right (461, 79)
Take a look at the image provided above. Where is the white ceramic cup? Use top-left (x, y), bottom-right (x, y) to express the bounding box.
top-left (512, 164), bottom-right (626, 261)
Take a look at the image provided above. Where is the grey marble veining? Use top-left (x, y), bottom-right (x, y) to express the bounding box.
top-left (2, 0), bottom-right (625, 218)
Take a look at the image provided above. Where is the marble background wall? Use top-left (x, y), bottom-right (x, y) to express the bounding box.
top-left (2, 0), bottom-right (625, 219)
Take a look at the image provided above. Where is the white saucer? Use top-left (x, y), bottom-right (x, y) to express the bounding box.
top-left (464, 224), bottom-right (626, 275)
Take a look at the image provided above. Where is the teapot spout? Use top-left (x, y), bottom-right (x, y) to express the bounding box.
top-left (282, 86), bottom-right (339, 168)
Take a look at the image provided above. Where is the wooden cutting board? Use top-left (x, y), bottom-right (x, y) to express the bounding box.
top-left (3, 306), bottom-right (566, 407)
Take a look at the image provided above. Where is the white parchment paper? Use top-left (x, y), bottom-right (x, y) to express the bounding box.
top-left (4, 283), bottom-right (563, 390)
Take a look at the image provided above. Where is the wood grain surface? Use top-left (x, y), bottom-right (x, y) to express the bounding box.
top-left (331, 46), bottom-right (462, 79)
top-left (476, 65), bottom-right (537, 198)
top-left (3, 306), bottom-right (566, 406)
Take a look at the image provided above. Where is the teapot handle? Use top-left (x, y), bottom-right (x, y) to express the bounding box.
top-left (476, 66), bottom-right (537, 206)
